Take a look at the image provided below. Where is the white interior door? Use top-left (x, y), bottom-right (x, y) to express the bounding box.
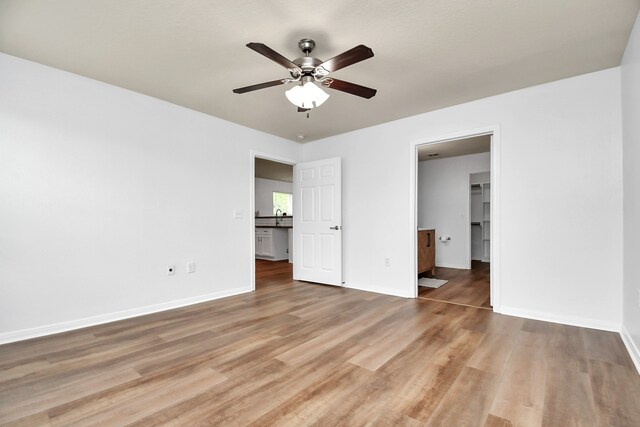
top-left (293, 157), bottom-right (342, 286)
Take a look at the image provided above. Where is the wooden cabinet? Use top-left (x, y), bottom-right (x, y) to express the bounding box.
top-left (418, 229), bottom-right (436, 276)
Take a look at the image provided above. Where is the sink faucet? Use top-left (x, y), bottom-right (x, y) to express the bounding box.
top-left (275, 209), bottom-right (282, 226)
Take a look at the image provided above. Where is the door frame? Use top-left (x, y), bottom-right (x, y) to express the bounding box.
top-left (249, 150), bottom-right (296, 292)
top-left (408, 125), bottom-right (502, 312)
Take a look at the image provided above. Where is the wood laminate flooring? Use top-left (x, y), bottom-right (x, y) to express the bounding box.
top-left (419, 261), bottom-right (491, 309)
top-left (1, 261), bottom-right (639, 426)
top-left (256, 259), bottom-right (293, 286)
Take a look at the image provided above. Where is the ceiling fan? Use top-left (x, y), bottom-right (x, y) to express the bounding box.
top-left (232, 39), bottom-right (377, 112)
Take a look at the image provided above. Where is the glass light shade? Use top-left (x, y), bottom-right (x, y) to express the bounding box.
top-left (285, 82), bottom-right (330, 109)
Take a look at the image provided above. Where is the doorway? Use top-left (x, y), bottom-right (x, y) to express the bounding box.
top-left (250, 152), bottom-right (344, 291)
top-left (410, 127), bottom-right (501, 311)
top-left (250, 152), bottom-right (296, 291)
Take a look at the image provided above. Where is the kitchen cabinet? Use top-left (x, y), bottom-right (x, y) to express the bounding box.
top-left (418, 229), bottom-right (436, 276)
top-left (255, 229), bottom-right (272, 257)
top-left (255, 228), bottom-right (288, 261)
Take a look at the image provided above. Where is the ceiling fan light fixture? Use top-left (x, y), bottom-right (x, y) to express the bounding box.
top-left (285, 81), bottom-right (329, 109)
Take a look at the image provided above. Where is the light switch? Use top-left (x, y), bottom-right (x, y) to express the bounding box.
top-left (187, 261), bottom-right (196, 274)
top-left (233, 209), bottom-right (243, 219)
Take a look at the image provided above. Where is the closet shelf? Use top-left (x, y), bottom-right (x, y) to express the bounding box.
top-left (471, 180), bottom-right (491, 262)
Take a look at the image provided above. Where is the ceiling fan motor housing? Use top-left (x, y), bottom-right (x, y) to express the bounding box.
top-left (291, 39), bottom-right (322, 76)
top-left (293, 56), bottom-right (322, 75)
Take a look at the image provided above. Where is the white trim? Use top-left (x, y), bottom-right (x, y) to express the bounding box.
top-left (490, 129), bottom-right (501, 310)
top-left (621, 325), bottom-right (640, 375)
top-left (0, 286), bottom-right (252, 345)
top-left (249, 150), bottom-right (297, 292)
top-left (467, 173), bottom-right (472, 270)
top-left (344, 282), bottom-right (413, 298)
top-left (500, 305), bottom-right (620, 332)
top-left (409, 145), bottom-right (419, 298)
top-left (435, 263), bottom-right (471, 270)
top-left (409, 125), bottom-right (501, 311)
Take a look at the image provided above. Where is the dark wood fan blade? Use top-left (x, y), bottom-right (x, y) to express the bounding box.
top-left (247, 42), bottom-right (300, 71)
top-left (297, 107), bottom-right (310, 112)
top-left (232, 79), bottom-right (289, 94)
top-left (315, 45), bottom-right (374, 74)
top-left (324, 78), bottom-right (377, 99)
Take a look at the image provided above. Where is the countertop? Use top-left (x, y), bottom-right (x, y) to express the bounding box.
top-left (256, 215), bottom-right (293, 219)
top-left (256, 225), bottom-right (293, 229)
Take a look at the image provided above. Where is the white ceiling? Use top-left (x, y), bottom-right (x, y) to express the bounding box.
top-left (418, 135), bottom-right (491, 161)
top-left (1, 1), bottom-right (638, 143)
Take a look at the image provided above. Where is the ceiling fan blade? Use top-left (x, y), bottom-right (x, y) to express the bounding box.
top-left (297, 107), bottom-right (310, 112)
top-left (315, 45), bottom-right (374, 74)
top-left (246, 42), bottom-right (300, 72)
top-left (232, 79), bottom-right (290, 94)
top-left (324, 78), bottom-right (377, 99)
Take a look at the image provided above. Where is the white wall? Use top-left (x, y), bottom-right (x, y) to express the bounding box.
top-left (0, 52), bottom-right (628, 342)
top-left (621, 11), bottom-right (640, 368)
top-left (417, 152), bottom-right (490, 269)
top-left (0, 53), bottom-right (301, 342)
top-left (254, 178), bottom-right (292, 217)
top-left (302, 68), bottom-right (623, 330)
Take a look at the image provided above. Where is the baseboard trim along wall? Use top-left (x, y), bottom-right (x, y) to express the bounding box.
top-left (437, 263), bottom-right (473, 270)
top-left (499, 305), bottom-right (620, 333)
top-left (0, 286), bottom-right (252, 345)
top-left (344, 282), bottom-right (414, 299)
top-left (621, 325), bottom-right (640, 375)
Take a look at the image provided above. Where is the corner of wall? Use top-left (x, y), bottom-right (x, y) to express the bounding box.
top-left (621, 325), bottom-right (640, 375)
top-left (621, 9), bottom-right (640, 376)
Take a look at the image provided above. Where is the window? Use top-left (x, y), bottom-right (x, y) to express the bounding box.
top-left (273, 192), bottom-right (293, 215)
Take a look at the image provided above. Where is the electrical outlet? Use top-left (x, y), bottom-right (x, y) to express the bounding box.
top-left (187, 261), bottom-right (196, 274)
top-left (167, 265), bottom-right (176, 276)
top-left (384, 257), bottom-right (390, 267)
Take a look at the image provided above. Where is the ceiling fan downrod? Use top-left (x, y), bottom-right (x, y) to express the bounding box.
top-left (298, 38), bottom-right (315, 56)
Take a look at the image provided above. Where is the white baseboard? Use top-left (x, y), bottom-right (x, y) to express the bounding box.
top-left (620, 325), bottom-right (640, 375)
top-left (435, 263), bottom-right (470, 270)
top-left (344, 282), bottom-right (413, 298)
top-left (499, 305), bottom-right (620, 332)
top-left (0, 286), bottom-right (252, 345)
